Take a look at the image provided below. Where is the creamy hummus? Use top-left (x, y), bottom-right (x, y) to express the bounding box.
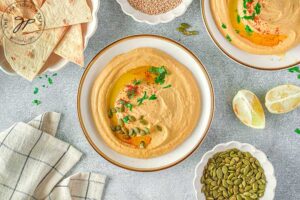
top-left (91, 48), bottom-right (201, 158)
top-left (210, 0), bottom-right (300, 54)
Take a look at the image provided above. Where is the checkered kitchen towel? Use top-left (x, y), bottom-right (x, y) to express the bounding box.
top-left (0, 112), bottom-right (106, 200)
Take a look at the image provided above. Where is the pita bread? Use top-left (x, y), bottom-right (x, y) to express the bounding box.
top-left (3, 27), bottom-right (67, 81)
top-left (25, 0), bottom-right (92, 32)
top-left (54, 24), bottom-right (84, 67)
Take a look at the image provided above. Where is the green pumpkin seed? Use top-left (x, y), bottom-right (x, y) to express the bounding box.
top-left (118, 119), bottom-right (124, 126)
top-left (139, 141), bottom-right (145, 149)
top-left (129, 115), bottom-right (136, 122)
top-left (140, 119), bottom-right (148, 125)
top-left (156, 125), bottom-right (162, 131)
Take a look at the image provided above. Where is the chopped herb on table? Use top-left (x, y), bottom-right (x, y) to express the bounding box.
top-left (33, 87), bottom-right (39, 95)
top-left (177, 23), bottom-right (199, 36)
top-left (288, 66), bottom-right (300, 79)
top-left (32, 72), bottom-right (58, 106)
top-left (295, 128), bottom-right (300, 135)
top-left (32, 99), bottom-right (41, 106)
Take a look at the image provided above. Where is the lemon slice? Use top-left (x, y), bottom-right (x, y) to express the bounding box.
top-left (232, 90), bottom-right (265, 129)
top-left (265, 84), bottom-right (300, 114)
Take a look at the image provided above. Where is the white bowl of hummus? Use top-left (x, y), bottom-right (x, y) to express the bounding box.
top-left (193, 141), bottom-right (277, 200)
top-left (77, 35), bottom-right (214, 171)
top-left (202, 0), bottom-right (300, 70)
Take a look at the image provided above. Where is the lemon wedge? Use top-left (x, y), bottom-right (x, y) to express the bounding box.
top-left (232, 90), bottom-right (265, 129)
top-left (265, 84), bottom-right (300, 114)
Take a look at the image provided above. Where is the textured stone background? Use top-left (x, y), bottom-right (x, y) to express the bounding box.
top-left (0, 0), bottom-right (299, 199)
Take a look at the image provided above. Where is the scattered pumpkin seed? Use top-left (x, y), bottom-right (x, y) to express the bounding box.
top-left (139, 141), bottom-right (145, 149)
top-left (156, 125), bottom-right (162, 131)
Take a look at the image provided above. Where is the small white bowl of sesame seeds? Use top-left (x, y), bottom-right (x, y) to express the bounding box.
top-left (116, 0), bottom-right (193, 25)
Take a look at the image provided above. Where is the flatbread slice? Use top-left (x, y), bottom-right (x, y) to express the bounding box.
top-left (54, 24), bottom-right (84, 67)
top-left (25, 0), bottom-right (92, 32)
top-left (3, 27), bottom-right (67, 81)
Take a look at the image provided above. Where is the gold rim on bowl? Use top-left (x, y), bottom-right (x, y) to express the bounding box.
top-left (201, 0), bottom-right (300, 71)
top-left (77, 34), bottom-right (215, 172)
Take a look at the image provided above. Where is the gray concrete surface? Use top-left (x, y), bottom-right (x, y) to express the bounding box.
top-left (0, 0), bottom-right (299, 199)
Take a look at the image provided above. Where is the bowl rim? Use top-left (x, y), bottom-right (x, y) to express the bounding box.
top-left (200, 0), bottom-right (300, 71)
top-left (115, 0), bottom-right (193, 25)
top-left (193, 141), bottom-right (277, 199)
top-left (77, 34), bottom-right (215, 172)
top-left (0, 0), bottom-right (100, 75)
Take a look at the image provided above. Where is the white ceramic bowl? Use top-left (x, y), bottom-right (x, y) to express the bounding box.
top-left (77, 34), bottom-right (214, 171)
top-left (116, 0), bottom-right (193, 25)
top-left (201, 0), bottom-right (300, 70)
top-left (0, 0), bottom-right (100, 76)
top-left (193, 141), bottom-right (277, 200)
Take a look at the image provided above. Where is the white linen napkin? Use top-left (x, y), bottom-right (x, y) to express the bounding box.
top-left (0, 112), bottom-right (106, 200)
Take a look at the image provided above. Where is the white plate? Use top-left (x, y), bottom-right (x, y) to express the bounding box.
top-left (116, 0), bottom-right (193, 25)
top-left (201, 0), bottom-right (300, 70)
top-left (193, 141), bottom-right (277, 200)
top-left (0, 0), bottom-right (100, 76)
top-left (77, 35), bottom-right (214, 171)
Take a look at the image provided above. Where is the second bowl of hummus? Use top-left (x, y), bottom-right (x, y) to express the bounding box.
top-left (202, 0), bottom-right (300, 70)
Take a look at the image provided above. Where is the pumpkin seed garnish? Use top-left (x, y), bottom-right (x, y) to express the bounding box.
top-left (139, 141), bottom-right (146, 149)
top-left (200, 148), bottom-right (266, 200)
top-left (156, 125), bottom-right (162, 131)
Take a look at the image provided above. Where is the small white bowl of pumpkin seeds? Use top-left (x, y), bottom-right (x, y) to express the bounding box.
top-left (193, 141), bottom-right (276, 200)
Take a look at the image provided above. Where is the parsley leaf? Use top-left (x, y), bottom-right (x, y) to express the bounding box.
top-left (48, 77), bottom-right (53, 85)
top-left (149, 66), bottom-right (168, 85)
top-left (149, 94), bottom-right (157, 100)
top-left (254, 2), bottom-right (261, 14)
top-left (288, 66), bottom-right (300, 73)
top-left (245, 25), bottom-right (253, 34)
top-left (226, 34), bottom-right (232, 42)
top-left (33, 87), bottom-right (39, 94)
top-left (163, 84), bottom-right (172, 89)
top-left (222, 23), bottom-right (227, 29)
top-left (125, 103), bottom-right (133, 111)
top-left (133, 79), bottom-right (141, 85)
top-left (123, 116), bottom-right (130, 124)
top-left (137, 92), bottom-right (148, 105)
top-left (237, 15), bottom-right (241, 23)
top-left (295, 128), bottom-right (300, 134)
top-left (32, 99), bottom-right (41, 106)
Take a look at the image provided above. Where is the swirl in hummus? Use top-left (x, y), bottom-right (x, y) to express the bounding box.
top-left (210, 0), bottom-right (300, 54)
top-left (91, 48), bottom-right (201, 158)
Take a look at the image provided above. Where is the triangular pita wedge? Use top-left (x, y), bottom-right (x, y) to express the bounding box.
top-left (25, 0), bottom-right (92, 32)
top-left (3, 27), bottom-right (67, 81)
top-left (32, 0), bottom-right (44, 8)
top-left (54, 24), bottom-right (84, 67)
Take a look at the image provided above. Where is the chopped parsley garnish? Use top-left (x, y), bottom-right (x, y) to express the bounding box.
top-left (221, 23), bottom-right (227, 29)
top-left (163, 84), bottom-right (172, 89)
top-left (137, 91), bottom-right (148, 105)
top-left (295, 128), bottom-right (300, 135)
top-left (237, 15), bottom-right (241, 23)
top-left (33, 87), bottom-right (39, 94)
top-left (149, 66), bottom-right (168, 85)
top-left (125, 103), bottom-right (133, 111)
top-left (32, 99), bottom-right (41, 106)
top-left (243, 10), bottom-right (247, 14)
top-left (226, 34), bottom-right (232, 42)
top-left (254, 2), bottom-right (261, 14)
top-left (245, 25), bottom-right (253, 34)
top-left (123, 116), bottom-right (130, 124)
top-left (133, 79), bottom-right (141, 85)
top-left (149, 94), bottom-right (157, 100)
top-left (288, 66), bottom-right (300, 73)
top-left (243, 13), bottom-right (255, 20)
top-left (48, 77), bottom-right (53, 85)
